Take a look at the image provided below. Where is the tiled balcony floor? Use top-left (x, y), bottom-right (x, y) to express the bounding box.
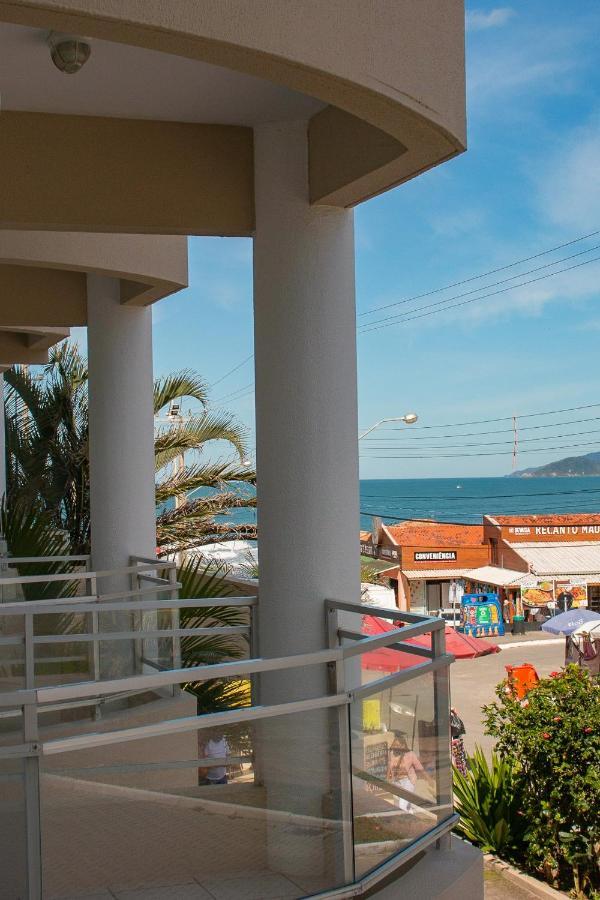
top-left (41, 775), bottom-right (337, 900)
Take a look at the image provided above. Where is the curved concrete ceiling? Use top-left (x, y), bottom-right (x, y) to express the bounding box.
top-left (0, 231), bottom-right (188, 329)
top-left (0, 325), bottom-right (69, 368)
top-left (0, 22), bottom-right (325, 126)
top-left (0, 0), bottom-right (466, 219)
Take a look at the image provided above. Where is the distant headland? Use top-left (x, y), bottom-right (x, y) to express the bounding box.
top-left (510, 451), bottom-right (600, 478)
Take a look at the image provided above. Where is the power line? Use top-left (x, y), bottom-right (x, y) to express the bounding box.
top-left (358, 427), bottom-right (600, 452)
top-left (359, 253), bottom-right (600, 334)
top-left (361, 403), bottom-right (600, 432)
top-left (364, 414), bottom-right (600, 439)
top-left (212, 382), bottom-right (254, 404)
top-left (205, 230), bottom-right (600, 403)
top-left (357, 228), bottom-right (600, 318)
top-left (358, 238), bottom-right (600, 324)
top-left (209, 354), bottom-right (254, 390)
top-left (214, 388), bottom-right (255, 405)
top-left (360, 487), bottom-right (600, 501)
top-left (360, 439), bottom-right (600, 459)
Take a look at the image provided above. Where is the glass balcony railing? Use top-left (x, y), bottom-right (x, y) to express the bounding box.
top-left (0, 560), bottom-right (456, 900)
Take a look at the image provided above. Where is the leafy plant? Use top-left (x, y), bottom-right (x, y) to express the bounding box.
top-left (360, 562), bottom-right (382, 584)
top-left (0, 499), bottom-right (78, 601)
top-left (177, 555), bottom-right (252, 715)
top-left (5, 342), bottom-right (257, 557)
top-left (484, 666), bottom-right (600, 897)
top-left (453, 746), bottom-right (527, 856)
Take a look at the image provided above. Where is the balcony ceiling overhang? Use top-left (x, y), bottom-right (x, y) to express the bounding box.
top-left (0, 4), bottom-right (466, 233)
top-left (0, 325), bottom-right (69, 367)
top-left (0, 231), bottom-right (188, 328)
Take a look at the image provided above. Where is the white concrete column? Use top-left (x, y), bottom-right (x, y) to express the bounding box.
top-left (254, 119), bottom-right (360, 687)
top-left (253, 121), bottom-right (361, 888)
top-left (86, 274), bottom-right (156, 592)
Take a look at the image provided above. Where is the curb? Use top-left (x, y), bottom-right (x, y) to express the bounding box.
top-left (498, 638), bottom-right (564, 650)
top-left (484, 854), bottom-right (566, 898)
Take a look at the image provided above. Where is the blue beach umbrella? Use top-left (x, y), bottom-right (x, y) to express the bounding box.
top-left (541, 608), bottom-right (600, 636)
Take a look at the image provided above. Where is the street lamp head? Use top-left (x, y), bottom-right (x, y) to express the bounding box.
top-left (402, 412), bottom-right (418, 425)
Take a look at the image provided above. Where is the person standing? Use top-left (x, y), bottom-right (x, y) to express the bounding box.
top-left (450, 707), bottom-right (468, 776)
top-left (199, 731), bottom-right (229, 785)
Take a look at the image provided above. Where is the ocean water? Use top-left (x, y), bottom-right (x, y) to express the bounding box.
top-left (359, 476), bottom-right (600, 530)
top-left (195, 476), bottom-right (600, 532)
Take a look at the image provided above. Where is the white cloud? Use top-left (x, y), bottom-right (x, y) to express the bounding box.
top-left (536, 117), bottom-right (600, 232)
top-left (466, 7), bottom-right (515, 32)
top-left (429, 208), bottom-right (485, 237)
top-left (466, 16), bottom-right (589, 115)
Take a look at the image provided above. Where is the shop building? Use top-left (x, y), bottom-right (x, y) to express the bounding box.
top-left (371, 520), bottom-right (490, 613)
top-left (372, 514), bottom-right (600, 617)
top-left (483, 515), bottom-right (600, 613)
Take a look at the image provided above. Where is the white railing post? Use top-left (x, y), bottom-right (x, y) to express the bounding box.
top-left (87, 572), bottom-right (102, 719)
top-left (432, 627), bottom-right (453, 850)
top-left (23, 703), bottom-right (42, 900)
top-left (24, 613), bottom-right (35, 691)
top-left (249, 599), bottom-right (264, 786)
top-left (168, 564), bottom-right (181, 677)
top-left (327, 603), bottom-right (355, 886)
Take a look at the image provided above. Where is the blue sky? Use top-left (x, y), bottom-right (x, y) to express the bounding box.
top-left (149, 2), bottom-right (600, 480)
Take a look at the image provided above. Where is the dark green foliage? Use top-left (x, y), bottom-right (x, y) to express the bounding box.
top-left (453, 746), bottom-right (527, 856)
top-left (483, 666), bottom-right (600, 897)
top-left (4, 340), bottom-right (256, 557)
top-left (1, 500), bottom-right (78, 601)
top-left (177, 555), bottom-right (252, 715)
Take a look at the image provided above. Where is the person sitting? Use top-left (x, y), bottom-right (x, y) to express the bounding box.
top-left (387, 731), bottom-right (434, 812)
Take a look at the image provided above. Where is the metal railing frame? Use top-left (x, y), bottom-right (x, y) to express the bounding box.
top-left (0, 568), bottom-right (454, 900)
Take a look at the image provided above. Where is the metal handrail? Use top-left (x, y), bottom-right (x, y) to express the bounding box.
top-left (0, 589), bottom-right (454, 900)
top-left (0, 555), bottom-right (91, 565)
top-left (0, 559), bottom-right (173, 586)
top-left (0, 595), bottom-right (257, 615)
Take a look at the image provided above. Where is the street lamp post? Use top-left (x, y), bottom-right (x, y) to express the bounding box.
top-left (359, 413), bottom-right (418, 440)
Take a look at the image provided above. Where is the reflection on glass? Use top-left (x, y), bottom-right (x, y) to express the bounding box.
top-left (350, 671), bottom-right (450, 878)
top-left (0, 757), bottom-right (27, 900)
top-left (40, 706), bottom-right (350, 899)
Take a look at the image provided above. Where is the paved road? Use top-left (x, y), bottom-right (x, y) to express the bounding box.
top-left (450, 638), bottom-right (565, 754)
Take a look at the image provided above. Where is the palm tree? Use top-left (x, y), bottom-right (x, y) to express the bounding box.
top-left (153, 371), bottom-right (256, 557)
top-left (5, 342), bottom-right (90, 553)
top-left (4, 341), bottom-right (257, 557)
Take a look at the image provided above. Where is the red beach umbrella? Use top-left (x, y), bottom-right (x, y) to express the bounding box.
top-left (361, 615), bottom-right (500, 673)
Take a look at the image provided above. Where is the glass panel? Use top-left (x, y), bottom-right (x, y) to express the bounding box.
top-left (350, 668), bottom-right (451, 879)
top-left (0, 612), bottom-right (25, 694)
top-left (40, 705), bottom-right (351, 899)
top-left (0, 755), bottom-right (27, 900)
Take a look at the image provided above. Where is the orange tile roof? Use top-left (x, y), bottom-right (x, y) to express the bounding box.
top-left (359, 531), bottom-right (372, 541)
top-left (385, 521), bottom-right (484, 547)
top-left (489, 514), bottom-right (600, 526)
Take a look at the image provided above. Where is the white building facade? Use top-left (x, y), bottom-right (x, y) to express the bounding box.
top-left (0, 3), bottom-right (482, 898)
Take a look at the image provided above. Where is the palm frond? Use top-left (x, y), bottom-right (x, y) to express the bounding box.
top-left (175, 557), bottom-right (252, 710)
top-left (154, 370), bottom-right (208, 415)
top-left (156, 461), bottom-right (255, 504)
top-left (154, 413), bottom-right (249, 471)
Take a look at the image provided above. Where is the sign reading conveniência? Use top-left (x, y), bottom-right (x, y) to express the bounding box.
top-left (414, 551), bottom-right (457, 561)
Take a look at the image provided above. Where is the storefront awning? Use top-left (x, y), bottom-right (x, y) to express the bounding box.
top-left (511, 541), bottom-right (600, 576)
top-left (466, 565), bottom-right (529, 587)
top-left (400, 568), bottom-right (470, 580)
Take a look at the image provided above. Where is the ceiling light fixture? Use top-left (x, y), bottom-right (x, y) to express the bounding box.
top-left (48, 32), bottom-right (92, 74)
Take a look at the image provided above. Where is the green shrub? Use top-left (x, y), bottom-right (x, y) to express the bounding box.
top-left (453, 746), bottom-right (527, 856)
top-left (483, 666), bottom-right (600, 897)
